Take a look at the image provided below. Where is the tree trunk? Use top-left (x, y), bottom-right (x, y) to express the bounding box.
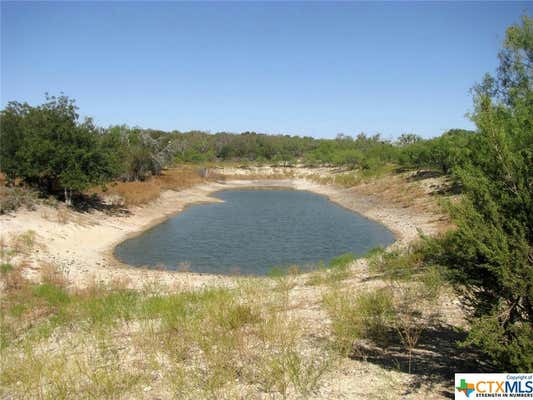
top-left (64, 188), bottom-right (72, 206)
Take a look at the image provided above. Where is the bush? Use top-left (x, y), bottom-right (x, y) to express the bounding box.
top-left (0, 186), bottom-right (38, 214)
top-left (420, 16), bottom-right (533, 370)
top-left (323, 288), bottom-right (394, 355)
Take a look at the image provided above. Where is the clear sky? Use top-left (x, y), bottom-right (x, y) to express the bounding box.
top-left (1, 2), bottom-right (530, 139)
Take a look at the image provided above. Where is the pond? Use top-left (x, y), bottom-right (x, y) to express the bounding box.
top-left (114, 189), bottom-right (395, 275)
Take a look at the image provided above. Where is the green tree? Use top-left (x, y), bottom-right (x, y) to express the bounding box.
top-left (399, 129), bottom-right (476, 174)
top-left (425, 16), bottom-right (532, 370)
top-left (0, 95), bottom-right (119, 205)
top-left (397, 133), bottom-right (422, 146)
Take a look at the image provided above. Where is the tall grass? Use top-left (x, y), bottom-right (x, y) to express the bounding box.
top-left (0, 259), bottom-right (332, 399)
top-left (323, 288), bottom-right (395, 355)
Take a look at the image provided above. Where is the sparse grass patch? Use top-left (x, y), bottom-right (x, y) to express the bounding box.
top-left (1, 263), bottom-right (28, 293)
top-left (40, 262), bottom-right (67, 286)
top-left (0, 262), bottom-right (14, 274)
top-left (369, 245), bottom-right (426, 281)
top-left (0, 185), bottom-right (39, 214)
top-left (369, 245), bottom-right (446, 300)
top-left (10, 230), bottom-right (37, 255)
top-left (258, 348), bottom-right (331, 399)
top-left (56, 206), bottom-right (71, 224)
top-left (323, 246), bottom-right (446, 373)
top-left (328, 252), bottom-right (356, 269)
top-left (306, 253), bottom-right (357, 287)
top-left (1, 275), bottom-right (332, 398)
top-left (32, 283), bottom-right (71, 306)
top-left (323, 288), bottom-right (395, 355)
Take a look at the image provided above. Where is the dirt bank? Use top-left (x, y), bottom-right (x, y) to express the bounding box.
top-left (0, 174), bottom-right (446, 290)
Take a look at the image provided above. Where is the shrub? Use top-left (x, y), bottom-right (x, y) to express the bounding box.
top-left (421, 16), bottom-right (533, 370)
top-left (11, 230), bottom-right (36, 255)
top-left (0, 186), bottom-right (39, 214)
top-left (323, 288), bottom-right (394, 355)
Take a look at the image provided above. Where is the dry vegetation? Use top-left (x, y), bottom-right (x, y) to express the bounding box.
top-left (0, 227), bottom-right (477, 399)
top-left (88, 166), bottom-right (211, 206)
top-left (310, 168), bottom-right (453, 212)
top-left (1, 237), bottom-right (332, 399)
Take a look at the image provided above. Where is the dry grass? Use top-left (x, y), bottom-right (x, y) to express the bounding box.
top-left (0, 253), bottom-right (333, 399)
top-left (100, 165), bottom-right (293, 207)
top-left (0, 185), bottom-right (39, 214)
top-left (349, 170), bottom-right (455, 218)
top-left (9, 230), bottom-right (37, 256)
top-left (0, 243), bottom-right (463, 398)
top-left (103, 179), bottom-right (162, 206)
top-left (156, 166), bottom-right (205, 190)
top-left (309, 169), bottom-right (454, 231)
top-left (90, 167), bottom-right (207, 207)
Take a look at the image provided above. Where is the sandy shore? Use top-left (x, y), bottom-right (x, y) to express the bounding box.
top-left (0, 177), bottom-right (444, 289)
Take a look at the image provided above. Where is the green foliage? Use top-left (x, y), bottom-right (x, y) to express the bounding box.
top-left (422, 15), bottom-right (533, 370)
top-left (105, 125), bottom-right (168, 181)
top-left (465, 314), bottom-right (533, 371)
top-left (0, 95), bottom-right (120, 204)
top-left (304, 133), bottom-right (399, 170)
top-left (399, 129), bottom-right (477, 174)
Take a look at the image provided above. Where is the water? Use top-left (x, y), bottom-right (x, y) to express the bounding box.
top-left (114, 189), bottom-right (395, 275)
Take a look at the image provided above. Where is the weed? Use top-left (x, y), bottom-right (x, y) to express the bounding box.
top-left (2, 264), bottom-right (28, 292)
top-left (306, 253), bottom-right (357, 287)
top-left (56, 207), bottom-right (70, 224)
top-left (0, 262), bottom-right (14, 274)
top-left (323, 288), bottom-right (395, 355)
top-left (40, 262), bottom-right (67, 286)
top-left (11, 230), bottom-right (36, 255)
top-left (33, 283), bottom-right (71, 306)
top-left (0, 186), bottom-right (38, 214)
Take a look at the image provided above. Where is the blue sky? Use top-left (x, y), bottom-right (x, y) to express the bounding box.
top-left (1, 2), bottom-right (529, 139)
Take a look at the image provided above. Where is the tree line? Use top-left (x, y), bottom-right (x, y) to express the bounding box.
top-left (0, 96), bottom-right (478, 203)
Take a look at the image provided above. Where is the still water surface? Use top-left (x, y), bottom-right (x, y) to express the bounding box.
top-left (114, 189), bottom-right (395, 275)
